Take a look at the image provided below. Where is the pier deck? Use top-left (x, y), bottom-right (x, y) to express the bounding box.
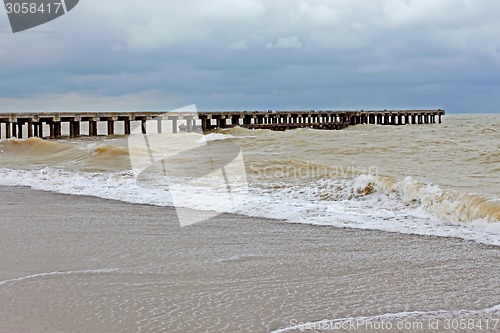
top-left (0, 109), bottom-right (445, 139)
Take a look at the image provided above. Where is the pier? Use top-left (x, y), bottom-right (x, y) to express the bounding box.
top-left (0, 109), bottom-right (445, 139)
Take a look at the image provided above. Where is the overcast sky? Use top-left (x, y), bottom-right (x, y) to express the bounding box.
top-left (1, 0), bottom-right (499, 113)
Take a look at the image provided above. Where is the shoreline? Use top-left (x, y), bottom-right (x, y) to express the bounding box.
top-left (1, 183), bottom-right (499, 248)
top-left (1, 186), bottom-right (499, 332)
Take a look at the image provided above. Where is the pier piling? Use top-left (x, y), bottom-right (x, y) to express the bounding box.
top-left (0, 109), bottom-right (445, 139)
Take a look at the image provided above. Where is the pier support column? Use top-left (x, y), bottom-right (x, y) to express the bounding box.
top-left (439, 114), bottom-right (442, 124)
top-left (107, 121), bottom-right (115, 135)
top-left (141, 120), bottom-right (147, 134)
top-left (49, 122), bottom-right (54, 139)
top-left (12, 122), bottom-right (17, 138)
top-left (201, 119), bottom-right (208, 133)
top-left (54, 122), bottom-right (62, 139)
top-left (0, 122), bottom-right (2, 139)
top-left (28, 119), bottom-right (33, 137)
top-left (172, 118), bottom-right (178, 134)
top-left (6, 122), bottom-right (11, 139)
top-left (217, 118), bottom-right (227, 129)
top-left (89, 120), bottom-right (97, 136)
top-left (186, 118), bottom-right (193, 132)
top-left (70, 121), bottom-right (80, 138)
top-left (17, 123), bottom-right (23, 139)
top-left (124, 120), bottom-right (131, 135)
top-left (231, 116), bottom-right (240, 126)
top-left (39, 122), bottom-right (43, 138)
top-left (157, 119), bottom-right (162, 134)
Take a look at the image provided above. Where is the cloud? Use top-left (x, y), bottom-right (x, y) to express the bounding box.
top-left (1, 0), bottom-right (500, 112)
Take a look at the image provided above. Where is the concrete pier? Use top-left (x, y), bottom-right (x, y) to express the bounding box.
top-left (0, 109), bottom-right (445, 139)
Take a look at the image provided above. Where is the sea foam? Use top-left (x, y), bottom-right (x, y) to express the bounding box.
top-left (0, 167), bottom-right (498, 246)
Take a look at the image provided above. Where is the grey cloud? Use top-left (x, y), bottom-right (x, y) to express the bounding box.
top-left (0, 0), bottom-right (499, 112)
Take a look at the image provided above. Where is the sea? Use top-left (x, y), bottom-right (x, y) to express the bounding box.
top-left (0, 113), bottom-right (499, 245)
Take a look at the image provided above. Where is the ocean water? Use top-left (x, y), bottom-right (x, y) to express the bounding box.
top-left (0, 114), bottom-right (499, 244)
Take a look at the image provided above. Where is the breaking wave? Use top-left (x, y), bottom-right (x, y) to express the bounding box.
top-left (0, 165), bottom-right (498, 245)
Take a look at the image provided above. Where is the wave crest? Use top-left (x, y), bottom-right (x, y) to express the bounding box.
top-left (348, 174), bottom-right (499, 223)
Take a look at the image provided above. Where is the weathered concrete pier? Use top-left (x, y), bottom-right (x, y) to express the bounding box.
top-left (0, 109), bottom-right (445, 139)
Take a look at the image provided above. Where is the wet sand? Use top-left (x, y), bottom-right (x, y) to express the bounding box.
top-left (0, 186), bottom-right (499, 332)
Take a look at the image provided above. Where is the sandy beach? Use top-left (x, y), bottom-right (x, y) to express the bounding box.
top-left (0, 186), bottom-right (498, 332)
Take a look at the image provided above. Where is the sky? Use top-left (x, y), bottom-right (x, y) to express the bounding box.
top-left (1, 0), bottom-right (500, 113)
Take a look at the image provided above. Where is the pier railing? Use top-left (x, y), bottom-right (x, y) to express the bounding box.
top-left (0, 110), bottom-right (445, 139)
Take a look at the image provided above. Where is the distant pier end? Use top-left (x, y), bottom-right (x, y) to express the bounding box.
top-left (0, 109), bottom-right (445, 139)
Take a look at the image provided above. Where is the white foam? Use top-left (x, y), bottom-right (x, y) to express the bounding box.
top-left (0, 268), bottom-right (118, 287)
top-left (196, 133), bottom-right (255, 143)
top-left (197, 133), bottom-right (235, 143)
top-left (238, 175), bottom-right (500, 245)
top-left (0, 167), bottom-right (246, 215)
top-left (270, 304), bottom-right (500, 333)
top-left (0, 168), bottom-right (498, 245)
